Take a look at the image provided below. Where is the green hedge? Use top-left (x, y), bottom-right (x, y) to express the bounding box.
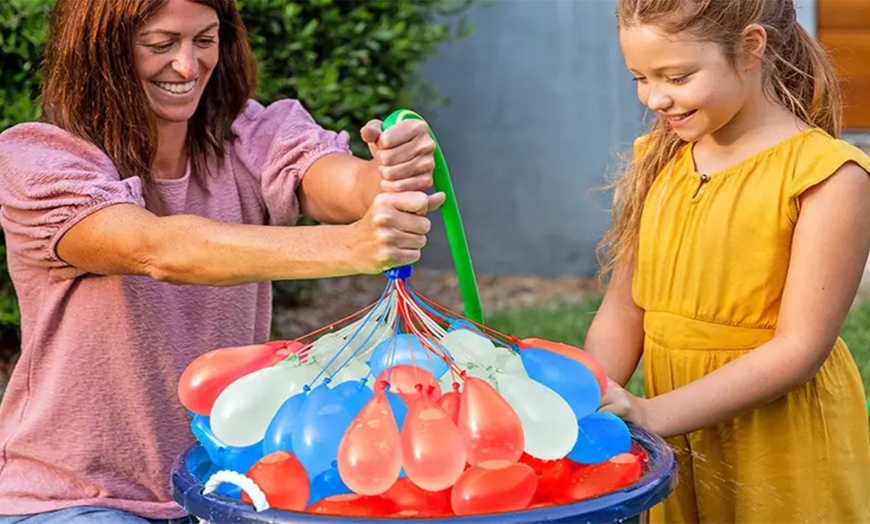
top-left (0, 0), bottom-right (473, 345)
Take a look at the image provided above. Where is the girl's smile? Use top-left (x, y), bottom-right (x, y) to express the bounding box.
top-left (619, 24), bottom-right (752, 143)
top-left (664, 110), bottom-right (697, 128)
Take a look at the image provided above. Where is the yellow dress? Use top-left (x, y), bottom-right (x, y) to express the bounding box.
top-left (633, 129), bottom-right (870, 523)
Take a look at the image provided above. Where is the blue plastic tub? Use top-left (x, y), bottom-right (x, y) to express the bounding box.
top-left (171, 424), bottom-right (676, 524)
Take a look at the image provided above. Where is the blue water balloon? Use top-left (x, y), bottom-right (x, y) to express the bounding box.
top-left (448, 318), bottom-right (479, 333)
top-left (262, 391), bottom-right (307, 456)
top-left (568, 411), bottom-right (632, 464)
top-left (191, 415), bottom-right (262, 473)
top-left (332, 380), bottom-right (374, 418)
top-left (291, 385), bottom-right (354, 478)
top-left (191, 415), bottom-right (221, 465)
top-left (335, 381), bottom-right (405, 426)
top-left (369, 333), bottom-right (448, 379)
top-left (303, 382), bottom-right (333, 406)
top-left (308, 464), bottom-right (351, 505)
top-left (520, 348), bottom-right (601, 419)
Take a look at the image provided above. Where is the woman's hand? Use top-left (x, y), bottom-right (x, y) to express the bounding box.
top-left (361, 119), bottom-right (437, 194)
top-left (346, 190), bottom-right (446, 274)
top-left (598, 377), bottom-right (653, 431)
top-left (296, 118), bottom-right (440, 225)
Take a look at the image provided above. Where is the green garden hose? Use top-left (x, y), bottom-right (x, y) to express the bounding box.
top-left (381, 109), bottom-right (484, 324)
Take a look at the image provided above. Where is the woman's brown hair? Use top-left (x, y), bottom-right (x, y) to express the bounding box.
top-left (41, 0), bottom-right (257, 213)
top-left (597, 0), bottom-right (842, 279)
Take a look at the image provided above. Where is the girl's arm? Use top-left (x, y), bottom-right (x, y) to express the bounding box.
top-left (583, 258), bottom-right (646, 386)
top-left (621, 162), bottom-right (870, 438)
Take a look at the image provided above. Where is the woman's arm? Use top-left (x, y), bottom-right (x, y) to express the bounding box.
top-left (602, 162), bottom-right (870, 438)
top-left (55, 119), bottom-right (445, 286)
top-left (56, 190), bottom-right (442, 286)
top-left (583, 258), bottom-right (646, 386)
top-left (298, 119), bottom-right (437, 224)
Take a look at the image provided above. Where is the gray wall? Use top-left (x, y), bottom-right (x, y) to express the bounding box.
top-left (417, 0), bottom-right (645, 278)
top-left (796, 0), bottom-right (816, 36)
top-left (416, 0), bottom-right (817, 278)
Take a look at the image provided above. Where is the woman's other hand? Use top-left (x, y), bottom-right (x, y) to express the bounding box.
top-left (347, 190), bottom-right (445, 274)
top-left (361, 119), bottom-right (437, 194)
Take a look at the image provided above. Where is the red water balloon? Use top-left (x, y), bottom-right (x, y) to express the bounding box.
top-left (377, 365), bottom-right (441, 406)
top-left (519, 454), bottom-right (573, 503)
top-left (436, 391), bottom-right (461, 425)
top-left (457, 376), bottom-right (524, 465)
top-left (242, 451), bottom-right (309, 511)
top-left (306, 494), bottom-right (389, 517)
top-left (401, 397), bottom-right (466, 491)
top-left (178, 341), bottom-right (302, 415)
top-left (382, 477), bottom-right (452, 516)
top-left (337, 390), bottom-right (403, 495)
top-left (519, 337), bottom-right (608, 396)
top-left (451, 460), bottom-right (538, 516)
top-left (553, 452), bottom-right (643, 503)
top-left (387, 509), bottom-right (449, 518)
top-left (631, 442), bottom-right (649, 465)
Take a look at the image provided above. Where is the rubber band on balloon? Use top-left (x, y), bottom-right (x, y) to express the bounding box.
top-left (202, 470), bottom-right (269, 512)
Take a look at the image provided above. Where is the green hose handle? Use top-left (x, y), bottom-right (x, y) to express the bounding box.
top-left (381, 109), bottom-right (484, 324)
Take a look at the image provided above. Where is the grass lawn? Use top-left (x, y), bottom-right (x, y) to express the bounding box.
top-left (487, 295), bottom-right (870, 401)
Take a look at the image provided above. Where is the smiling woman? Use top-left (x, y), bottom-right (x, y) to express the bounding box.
top-left (0, 0), bottom-right (444, 523)
top-left (134, 11), bottom-right (221, 123)
top-left (41, 0), bottom-right (256, 207)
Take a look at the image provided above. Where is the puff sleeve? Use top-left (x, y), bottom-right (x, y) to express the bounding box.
top-left (787, 135), bottom-right (870, 222)
top-left (231, 99), bottom-right (352, 226)
top-left (0, 123), bottom-right (146, 267)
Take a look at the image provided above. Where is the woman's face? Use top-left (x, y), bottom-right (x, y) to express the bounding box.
top-left (133, 0), bottom-right (220, 125)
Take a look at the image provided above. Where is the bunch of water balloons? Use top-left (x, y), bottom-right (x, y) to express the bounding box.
top-left (178, 270), bottom-right (644, 518)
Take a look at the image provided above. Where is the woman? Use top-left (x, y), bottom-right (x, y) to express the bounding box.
top-left (0, 0), bottom-right (441, 522)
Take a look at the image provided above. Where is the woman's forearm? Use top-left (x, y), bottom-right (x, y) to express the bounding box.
top-left (144, 214), bottom-right (364, 286)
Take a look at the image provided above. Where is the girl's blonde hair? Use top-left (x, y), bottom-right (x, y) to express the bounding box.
top-left (597, 0), bottom-right (842, 279)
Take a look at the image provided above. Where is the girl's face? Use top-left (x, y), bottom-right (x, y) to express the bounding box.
top-left (619, 24), bottom-right (755, 143)
top-left (133, 0), bottom-right (220, 126)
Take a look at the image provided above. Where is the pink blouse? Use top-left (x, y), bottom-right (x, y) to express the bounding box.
top-left (0, 99), bottom-right (350, 518)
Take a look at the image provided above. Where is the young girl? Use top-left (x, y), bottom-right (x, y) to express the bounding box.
top-left (0, 0), bottom-right (439, 522)
top-left (586, 0), bottom-right (870, 522)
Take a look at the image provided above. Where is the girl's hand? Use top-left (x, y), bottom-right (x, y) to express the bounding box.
top-left (360, 119), bottom-right (437, 194)
top-left (347, 191), bottom-right (446, 274)
top-left (598, 377), bottom-right (654, 431)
